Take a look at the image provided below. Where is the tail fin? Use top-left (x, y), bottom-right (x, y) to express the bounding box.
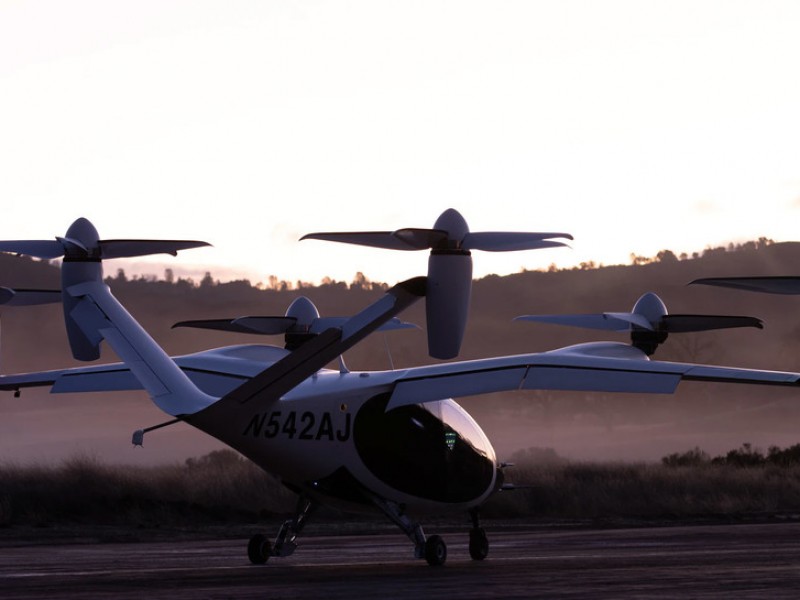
top-left (65, 279), bottom-right (215, 416)
top-left (64, 275), bottom-right (426, 422)
top-left (0, 217), bottom-right (215, 416)
top-left (2, 218), bottom-right (427, 421)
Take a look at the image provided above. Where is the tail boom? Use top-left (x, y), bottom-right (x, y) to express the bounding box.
top-left (65, 280), bottom-right (215, 416)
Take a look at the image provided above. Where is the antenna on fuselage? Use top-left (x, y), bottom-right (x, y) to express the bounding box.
top-left (383, 332), bottom-right (395, 370)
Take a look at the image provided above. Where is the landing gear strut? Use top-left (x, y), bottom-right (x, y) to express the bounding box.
top-left (370, 495), bottom-right (447, 566)
top-left (468, 508), bottom-right (489, 561)
top-left (248, 496), bottom-right (317, 565)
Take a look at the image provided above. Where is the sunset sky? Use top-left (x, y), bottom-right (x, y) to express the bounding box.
top-left (2, 1), bottom-right (799, 287)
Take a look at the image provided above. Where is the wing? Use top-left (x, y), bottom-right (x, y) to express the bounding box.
top-left (6, 338), bottom-right (799, 414)
top-left (383, 341), bottom-right (800, 410)
top-left (0, 345), bottom-right (292, 397)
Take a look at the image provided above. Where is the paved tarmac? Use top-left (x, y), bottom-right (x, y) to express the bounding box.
top-left (3, 522), bottom-right (800, 599)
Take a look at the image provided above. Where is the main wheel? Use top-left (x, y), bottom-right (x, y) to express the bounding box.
top-left (247, 534), bottom-right (271, 565)
top-left (469, 527), bottom-right (489, 561)
top-left (424, 534), bottom-right (447, 566)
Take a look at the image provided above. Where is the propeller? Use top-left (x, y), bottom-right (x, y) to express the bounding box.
top-left (0, 218), bottom-right (210, 261)
top-left (691, 277), bottom-right (800, 295)
top-left (0, 218), bottom-right (211, 361)
top-left (515, 292), bottom-right (763, 355)
top-left (173, 296), bottom-right (418, 351)
top-left (302, 208), bottom-right (572, 359)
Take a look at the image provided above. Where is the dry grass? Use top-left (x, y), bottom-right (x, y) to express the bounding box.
top-left (5, 449), bottom-right (800, 530)
top-left (0, 450), bottom-right (294, 528)
top-left (487, 460), bottom-right (800, 520)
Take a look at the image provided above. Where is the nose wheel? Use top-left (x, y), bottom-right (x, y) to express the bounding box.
top-left (468, 509), bottom-right (489, 560)
top-left (424, 535), bottom-right (447, 566)
top-left (247, 534), bottom-right (271, 565)
top-left (469, 527), bottom-right (489, 560)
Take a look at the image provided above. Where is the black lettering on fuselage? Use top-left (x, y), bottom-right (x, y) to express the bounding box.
top-left (336, 413), bottom-right (351, 441)
top-left (242, 410), bottom-right (351, 442)
top-left (299, 412), bottom-right (315, 440)
top-left (316, 413), bottom-right (334, 441)
top-left (242, 413), bottom-right (268, 437)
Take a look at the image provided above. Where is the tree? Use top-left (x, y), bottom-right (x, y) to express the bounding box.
top-left (351, 271), bottom-right (369, 290)
top-left (655, 250), bottom-right (677, 263)
top-left (200, 272), bottom-right (216, 288)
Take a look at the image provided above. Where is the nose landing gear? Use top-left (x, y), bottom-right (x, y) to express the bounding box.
top-left (248, 496), bottom-right (317, 565)
top-left (468, 509), bottom-right (489, 561)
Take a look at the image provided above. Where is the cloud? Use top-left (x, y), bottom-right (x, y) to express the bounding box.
top-left (692, 200), bottom-right (720, 215)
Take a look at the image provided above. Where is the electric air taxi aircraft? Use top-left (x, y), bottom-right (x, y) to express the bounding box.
top-left (2, 214), bottom-right (800, 567)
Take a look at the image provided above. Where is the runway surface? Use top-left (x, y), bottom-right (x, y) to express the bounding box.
top-left (4, 522), bottom-right (800, 599)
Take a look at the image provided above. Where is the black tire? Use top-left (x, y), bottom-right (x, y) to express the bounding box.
top-left (424, 534), bottom-right (447, 566)
top-left (469, 527), bottom-right (489, 561)
top-left (247, 534), bottom-right (271, 565)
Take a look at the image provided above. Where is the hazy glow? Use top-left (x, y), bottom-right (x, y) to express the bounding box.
top-left (2, 1), bottom-right (799, 285)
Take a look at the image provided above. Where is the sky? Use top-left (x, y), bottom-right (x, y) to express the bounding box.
top-left (2, 1), bottom-right (800, 287)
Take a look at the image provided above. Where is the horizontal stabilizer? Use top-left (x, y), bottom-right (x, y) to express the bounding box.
top-left (692, 277), bottom-right (800, 295)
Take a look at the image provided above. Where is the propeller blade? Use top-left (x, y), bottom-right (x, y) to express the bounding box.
top-left (300, 232), bottom-right (420, 250)
top-left (391, 228), bottom-right (449, 250)
top-left (309, 316), bottom-right (418, 334)
top-left (231, 316), bottom-right (299, 334)
top-left (463, 231), bottom-right (574, 251)
top-left (660, 314), bottom-right (764, 333)
top-left (0, 240), bottom-right (65, 259)
top-left (174, 315), bottom-right (418, 336)
top-left (99, 239), bottom-right (211, 259)
top-left (57, 236), bottom-right (90, 253)
top-left (0, 287), bottom-right (62, 306)
top-left (604, 312), bottom-right (656, 330)
top-left (691, 277), bottom-right (800, 295)
top-left (172, 318), bottom-right (294, 334)
top-left (515, 312), bottom-right (653, 332)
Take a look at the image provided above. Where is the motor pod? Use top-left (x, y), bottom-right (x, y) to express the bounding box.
top-left (60, 218), bottom-right (104, 361)
top-left (426, 250), bottom-right (472, 360)
top-left (628, 292), bottom-right (669, 355)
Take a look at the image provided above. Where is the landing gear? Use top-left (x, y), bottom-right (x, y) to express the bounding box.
top-left (424, 534), bottom-right (447, 566)
top-left (247, 496), bottom-right (317, 565)
top-left (469, 527), bottom-right (489, 560)
top-left (468, 508), bottom-right (489, 561)
top-left (247, 534), bottom-right (271, 565)
top-left (369, 495), bottom-right (447, 566)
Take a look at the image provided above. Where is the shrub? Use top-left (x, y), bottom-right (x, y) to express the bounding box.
top-left (661, 447), bottom-right (710, 467)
